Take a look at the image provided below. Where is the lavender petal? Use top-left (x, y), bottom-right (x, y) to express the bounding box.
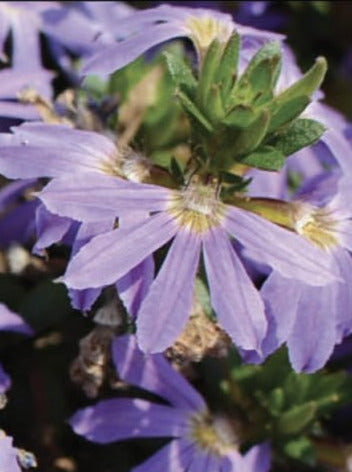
top-left (203, 227), bottom-right (266, 351)
top-left (137, 229), bottom-right (201, 353)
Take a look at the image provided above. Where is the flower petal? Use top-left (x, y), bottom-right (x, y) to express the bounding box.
top-left (287, 281), bottom-right (338, 373)
top-left (70, 398), bottom-right (189, 443)
top-left (0, 123), bottom-right (116, 178)
top-left (0, 363), bottom-right (11, 394)
top-left (64, 212), bottom-right (177, 289)
top-left (333, 249), bottom-right (352, 339)
top-left (38, 173), bottom-right (170, 222)
top-left (33, 204), bottom-right (72, 255)
top-left (137, 229), bottom-right (201, 353)
top-left (82, 23), bottom-right (185, 75)
top-left (243, 443), bottom-right (271, 472)
top-left (224, 206), bottom-right (339, 286)
top-left (0, 303), bottom-right (33, 335)
top-left (113, 335), bottom-right (206, 410)
top-left (203, 227), bottom-right (266, 352)
top-left (188, 450), bottom-right (222, 472)
top-left (132, 439), bottom-right (194, 472)
top-left (260, 271), bottom-right (302, 351)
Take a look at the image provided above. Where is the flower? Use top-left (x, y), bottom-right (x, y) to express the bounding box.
top-left (38, 171), bottom-right (338, 353)
top-left (70, 334), bottom-right (271, 472)
top-left (0, 122), bottom-right (154, 311)
top-left (81, 3), bottom-right (283, 76)
top-left (244, 171), bottom-right (352, 372)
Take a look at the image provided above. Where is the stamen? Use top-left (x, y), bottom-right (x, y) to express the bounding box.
top-left (189, 411), bottom-right (239, 456)
top-left (168, 180), bottom-right (225, 233)
top-left (291, 202), bottom-right (339, 250)
top-left (186, 16), bottom-right (233, 58)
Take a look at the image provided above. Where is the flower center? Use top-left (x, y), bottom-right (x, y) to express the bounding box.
top-left (185, 15), bottom-right (233, 59)
top-left (291, 202), bottom-right (339, 250)
top-left (168, 180), bottom-right (225, 233)
top-left (189, 412), bottom-right (239, 456)
top-left (101, 147), bottom-right (151, 182)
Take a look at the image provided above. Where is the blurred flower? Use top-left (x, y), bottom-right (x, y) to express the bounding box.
top-left (0, 433), bottom-right (21, 472)
top-left (70, 335), bottom-right (271, 472)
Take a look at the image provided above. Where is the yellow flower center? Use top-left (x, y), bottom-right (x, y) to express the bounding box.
top-left (291, 202), bottom-right (339, 250)
top-left (189, 412), bottom-right (239, 456)
top-left (185, 15), bottom-right (233, 60)
top-left (168, 180), bottom-right (226, 233)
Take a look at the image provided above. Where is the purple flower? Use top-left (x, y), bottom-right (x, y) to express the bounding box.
top-left (70, 335), bottom-right (271, 472)
top-left (244, 172), bottom-right (352, 372)
top-left (37, 171), bottom-right (338, 353)
top-left (0, 123), bottom-right (154, 311)
top-left (81, 3), bottom-right (283, 76)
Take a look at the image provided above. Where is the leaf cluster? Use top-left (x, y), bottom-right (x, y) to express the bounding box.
top-left (165, 34), bottom-right (326, 177)
top-left (226, 349), bottom-right (352, 466)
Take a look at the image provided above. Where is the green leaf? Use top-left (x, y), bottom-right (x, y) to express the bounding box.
top-left (222, 104), bottom-right (257, 128)
top-left (268, 388), bottom-right (285, 415)
top-left (163, 51), bottom-right (197, 96)
top-left (194, 277), bottom-right (215, 320)
top-left (176, 90), bottom-right (214, 132)
top-left (269, 118), bottom-right (325, 156)
top-left (204, 84), bottom-right (225, 123)
top-left (277, 402), bottom-right (317, 435)
top-left (215, 32), bottom-right (240, 99)
top-left (283, 437), bottom-right (316, 465)
top-left (231, 41), bottom-right (282, 106)
top-left (238, 145), bottom-right (285, 171)
top-left (197, 39), bottom-right (222, 108)
top-left (273, 56), bottom-right (327, 105)
top-left (232, 110), bottom-right (270, 156)
top-left (283, 372), bottom-right (312, 407)
top-left (220, 171), bottom-right (247, 184)
top-left (268, 95), bottom-right (310, 132)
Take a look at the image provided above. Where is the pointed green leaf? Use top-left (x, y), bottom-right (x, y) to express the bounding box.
top-left (268, 388), bottom-right (285, 415)
top-left (194, 277), bottom-right (215, 320)
top-left (197, 39), bottom-right (222, 108)
top-left (277, 402), bottom-right (317, 435)
top-left (176, 90), bottom-right (214, 132)
top-left (215, 32), bottom-right (240, 99)
top-left (231, 41), bottom-right (282, 106)
top-left (204, 84), bottom-right (225, 122)
top-left (163, 51), bottom-right (197, 96)
top-left (222, 104), bottom-right (257, 128)
top-left (273, 56), bottom-right (327, 105)
top-left (284, 437), bottom-right (316, 465)
top-left (232, 110), bottom-right (270, 156)
top-left (269, 118), bottom-right (325, 156)
top-left (238, 145), bottom-right (285, 171)
top-left (268, 95), bottom-right (310, 132)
